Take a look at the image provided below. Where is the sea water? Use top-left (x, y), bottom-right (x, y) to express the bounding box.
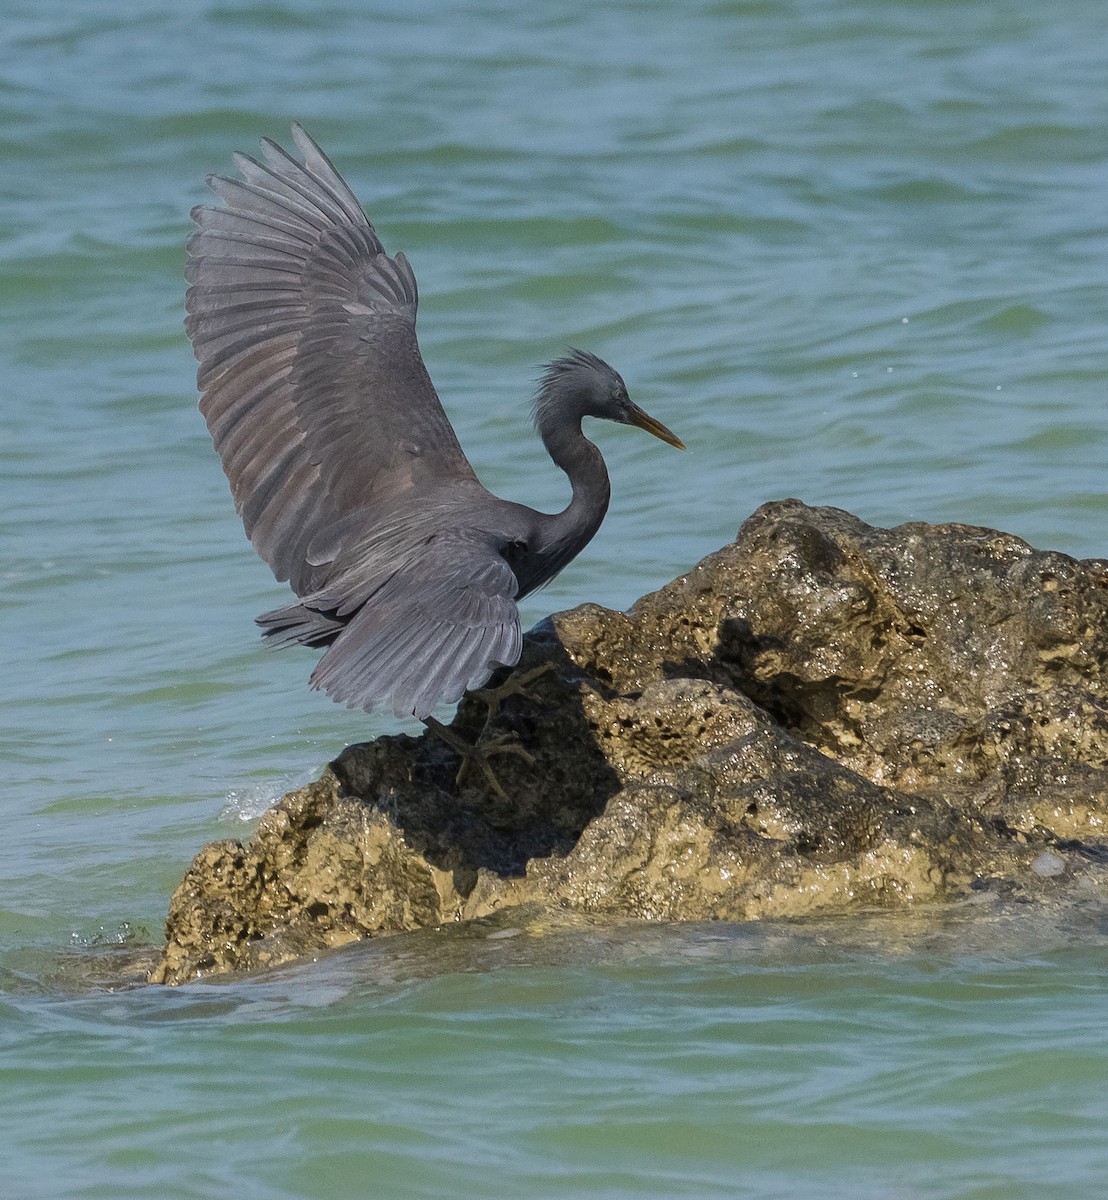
top-left (2, 1), bottom-right (1107, 1195)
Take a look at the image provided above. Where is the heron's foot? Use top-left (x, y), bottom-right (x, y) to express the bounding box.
top-left (422, 716), bottom-right (534, 801)
top-left (473, 662), bottom-right (555, 725)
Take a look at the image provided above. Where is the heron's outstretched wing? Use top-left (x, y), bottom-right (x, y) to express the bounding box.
top-left (308, 533), bottom-right (523, 719)
top-left (185, 123), bottom-right (477, 595)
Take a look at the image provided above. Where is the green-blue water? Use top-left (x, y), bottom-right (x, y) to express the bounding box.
top-left (3, 1), bottom-right (1108, 1195)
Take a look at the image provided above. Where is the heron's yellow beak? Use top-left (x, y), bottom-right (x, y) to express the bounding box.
top-left (626, 402), bottom-right (686, 450)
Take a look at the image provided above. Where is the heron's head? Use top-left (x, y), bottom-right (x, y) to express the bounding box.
top-left (533, 349), bottom-right (685, 449)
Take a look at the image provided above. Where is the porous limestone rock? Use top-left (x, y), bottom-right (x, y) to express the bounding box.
top-left (150, 500), bottom-right (1108, 984)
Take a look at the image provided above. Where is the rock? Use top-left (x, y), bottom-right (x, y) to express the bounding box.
top-left (149, 500), bottom-right (1108, 985)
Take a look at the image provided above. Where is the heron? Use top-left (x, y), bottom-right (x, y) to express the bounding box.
top-left (185, 124), bottom-right (684, 763)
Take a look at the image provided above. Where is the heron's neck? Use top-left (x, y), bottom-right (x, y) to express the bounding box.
top-left (539, 416), bottom-right (611, 560)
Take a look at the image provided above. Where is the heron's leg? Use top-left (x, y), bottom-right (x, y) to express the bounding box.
top-left (421, 715), bottom-right (533, 801)
top-left (421, 663), bottom-right (553, 798)
top-left (472, 662), bottom-right (554, 729)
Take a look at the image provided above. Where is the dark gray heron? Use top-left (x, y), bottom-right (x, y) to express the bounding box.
top-left (185, 124), bottom-right (684, 729)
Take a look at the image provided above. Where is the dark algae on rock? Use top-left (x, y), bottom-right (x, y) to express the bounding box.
top-left (150, 501), bottom-right (1108, 984)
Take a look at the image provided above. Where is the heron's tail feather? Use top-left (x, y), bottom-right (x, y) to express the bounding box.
top-left (257, 603), bottom-right (345, 649)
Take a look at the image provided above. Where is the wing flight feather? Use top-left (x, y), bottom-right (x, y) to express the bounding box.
top-left (186, 123), bottom-right (477, 596)
top-left (308, 534), bottom-right (522, 719)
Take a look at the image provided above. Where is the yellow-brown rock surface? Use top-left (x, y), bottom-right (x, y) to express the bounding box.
top-left (151, 501), bottom-right (1108, 984)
